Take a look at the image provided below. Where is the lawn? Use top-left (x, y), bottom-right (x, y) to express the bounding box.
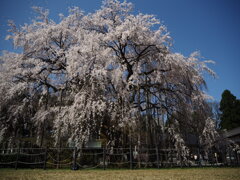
top-left (0, 168), bottom-right (239, 180)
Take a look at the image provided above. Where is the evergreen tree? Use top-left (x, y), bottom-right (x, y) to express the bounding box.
top-left (220, 90), bottom-right (240, 130)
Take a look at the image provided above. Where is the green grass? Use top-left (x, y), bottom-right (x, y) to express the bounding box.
top-left (0, 168), bottom-right (239, 180)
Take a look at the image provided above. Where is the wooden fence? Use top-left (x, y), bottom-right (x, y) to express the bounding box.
top-left (0, 147), bottom-right (239, 169)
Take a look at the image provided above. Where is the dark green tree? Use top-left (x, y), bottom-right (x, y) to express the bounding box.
top-left (220, 90), bottom-right (240, 130)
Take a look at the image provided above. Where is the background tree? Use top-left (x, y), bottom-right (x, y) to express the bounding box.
top-left (220, 90), bottom-right (240, 130)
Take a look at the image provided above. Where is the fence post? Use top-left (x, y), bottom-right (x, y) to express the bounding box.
top-left (235, 150), bottom-right (239, 166)
top-left (15, 147), bottom-right (20, 170)
top-left (72, 147), bottom-right (77, 170)
top-left (160, 149), bottom-right (163, 167)
top-left (129, 144), bottom-right (133, 169)
top-left (57, 147), bottom-right (60, 169)
top-left (180, 154), bottom-right (183, 168)
top-left (103, 147), bottom-right (106, 170)
top-left (43, 147), bottom-right (48, 170)
top-left (197, 148), bottom-right (200, 167)
top-left (229, 149), bottom-right (233, 166)
top-left (156, 146), bottom-right (159, 169)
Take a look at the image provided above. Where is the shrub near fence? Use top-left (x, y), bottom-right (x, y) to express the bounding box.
top-left (0, 147), bottom-right (239, 169)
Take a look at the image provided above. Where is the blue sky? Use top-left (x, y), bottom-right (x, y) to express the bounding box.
top-left (0, 0), bottom-right (240, 101)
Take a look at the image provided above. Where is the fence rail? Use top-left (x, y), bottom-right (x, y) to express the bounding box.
top-left (0, 147), bottom-right (239, 170)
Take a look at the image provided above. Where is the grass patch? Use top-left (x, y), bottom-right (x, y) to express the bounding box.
top-left (0, 167), bottom-right (239, 180)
